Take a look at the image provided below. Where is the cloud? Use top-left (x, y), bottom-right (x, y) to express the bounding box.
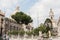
top-left (0, 0), bottom-right (26, 18)
top-left (0, 0), bottom-right (20, 17)
top-left (29, 0), bottom-right (60, 27)
top-left (0, 0), bottom-right (19, 9)
top-left (0, 0), bottom-right (36, 17)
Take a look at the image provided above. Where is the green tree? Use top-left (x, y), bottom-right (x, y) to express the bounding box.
top-left (19, 30), bottom-right (25, 36)
top-left (33, 28), bottom-right (39, 36)
top-left (8, 30), bottom-right (18, 35)
top-left (38, 23), bottom-right (47, 33)
top-left (26, 31), bottom-right (33, 36)
top-left (11, 12), bottom-right (33, 25)
top-left (38, 23), bottom-right (50, 38)
top-left (44, 18), bottom-right (53, 30)
top-left (44, 18), bottom-right (53, 37)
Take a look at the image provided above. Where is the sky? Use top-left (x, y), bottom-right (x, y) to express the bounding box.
top-left (0, 0), bottom-right (60, 28)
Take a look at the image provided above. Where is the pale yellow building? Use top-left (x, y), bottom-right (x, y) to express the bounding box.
top-left (49, 8), bottom-right (60, 36)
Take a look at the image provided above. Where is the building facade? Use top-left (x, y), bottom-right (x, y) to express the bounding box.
top-left (49, 8), bottom-right (60, 36)
top-left (0, 10), bottom-right (5, 36)
top-left (0, 6), bottom-right (33, 35)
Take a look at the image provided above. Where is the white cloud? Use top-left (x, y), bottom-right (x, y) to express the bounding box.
top-left (0, 0), bottom-right (19, 9)
top-left (29, 0), bottom-right (60, 27)
top-left (0, 0), bottom-right (19, 17)
top-left (0, 0), bottom-right (22, 18)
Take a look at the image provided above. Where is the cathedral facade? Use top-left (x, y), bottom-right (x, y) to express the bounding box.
top-left (49, 8), bottom-right (60, 36)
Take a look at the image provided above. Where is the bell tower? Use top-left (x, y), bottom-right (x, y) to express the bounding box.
top-left (49, 8), bottom-right (54, 20)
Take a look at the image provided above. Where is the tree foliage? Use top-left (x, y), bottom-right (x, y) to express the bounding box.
top-left (38, 18), bottom-right (52, 34)
top-left (38, 23), bottom-right (47, 33)
top-left (11, 12), bottom-right (33, 25)
top-left (44, 18), bottom-right (53, 31)
top-left (19, 30), bottom-right (25, 36)
top-left (8, 30), bottom-right (18, 35)
top-left (36, 18), bottom-right (53, 37)
top-left (8, 30), bottom-right (25, 36)
top-left (26, 31), bottom-right (33, 36)
top-left (33, 28), bottom-right (39, 36)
